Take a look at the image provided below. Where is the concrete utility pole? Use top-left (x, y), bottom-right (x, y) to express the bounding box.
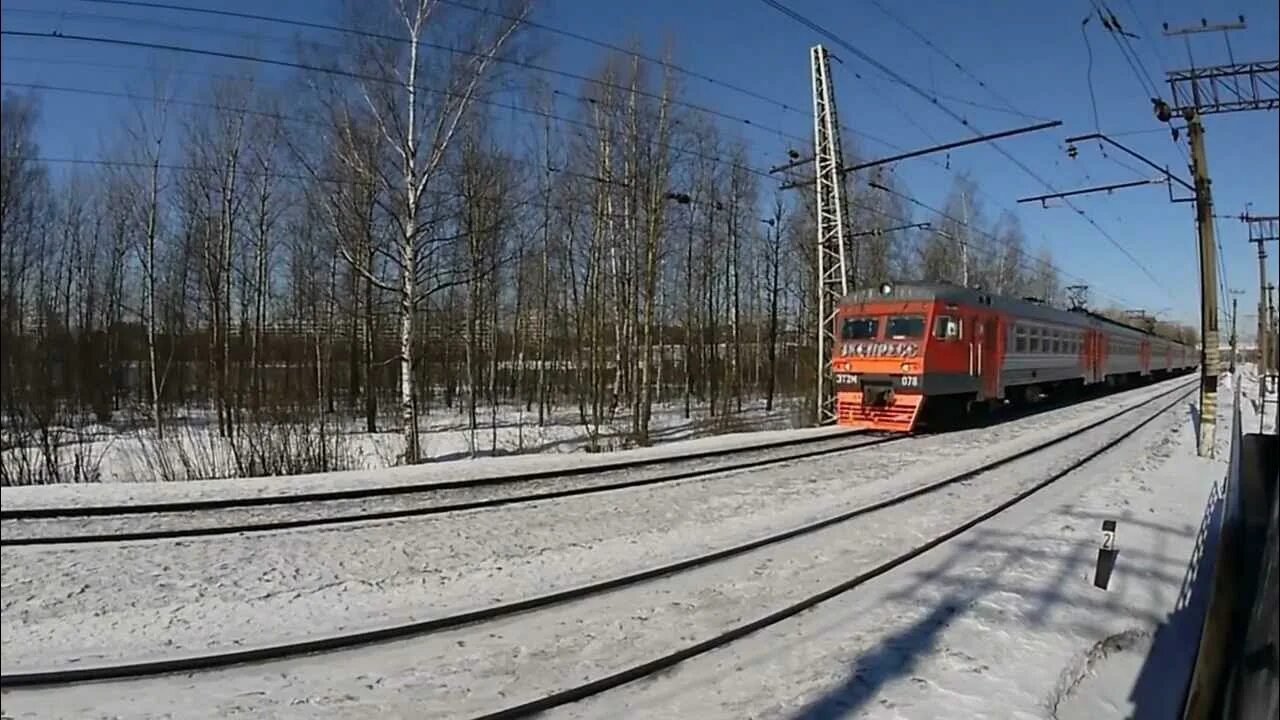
top-left (1152, 18), bottom-right (1278, 455)
top-left (1230, 298), bottom-right (1237, 372)
top-left (1241, 214), bottom-right (1278, 375)
top-left (1267, 283), bottom-right (1278, 372)
top-left (1227, 291), bottom-right (1244, 373)
top-left (1017, 24), bottom-right (1274, 454)
top-left (1184, 109), bottom-right (1222, 452)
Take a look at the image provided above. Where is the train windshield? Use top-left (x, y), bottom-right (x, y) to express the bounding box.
top-left (841, 317), bottom-right (878, 340)
top-left (886, 315), bottom-right (925, 339)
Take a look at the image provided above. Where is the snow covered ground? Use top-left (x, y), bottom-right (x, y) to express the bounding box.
top-left (550, 378), bottom-right (1228, 720)
top-left (0, 398), bottom-right (809, 488)
top-left (1237, 363), bottom-right (1279, 435)
top-left (1, 379), bottom-right (1188, 670)
top-left (1, 407), bottom-right (832, 511)
top-left (0, 433), bottom-right (880, 542)
top-left (0, 377), bottom-right (1205, 718)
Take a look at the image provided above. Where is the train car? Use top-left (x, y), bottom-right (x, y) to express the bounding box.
top-left (832, 282), bottom-right (1197, 432)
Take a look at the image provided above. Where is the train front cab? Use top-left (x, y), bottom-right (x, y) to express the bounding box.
top-left (834, 292), bottom-right (1002, 432)
top-left (833, 305), bottom-right (929, 432)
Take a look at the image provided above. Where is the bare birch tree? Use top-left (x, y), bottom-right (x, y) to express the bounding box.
top-left (335, 0), bottom-right (529, 463)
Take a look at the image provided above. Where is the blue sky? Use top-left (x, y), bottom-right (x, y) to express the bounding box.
top-left (2, 0), bottom-right (1276, 334)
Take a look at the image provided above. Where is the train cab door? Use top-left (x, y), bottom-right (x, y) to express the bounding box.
top-left (966, 314), bottom-right (980, 384)
top-left (1087, 330), bottom-right (1103, 383)
top-left (978, 316), bottom-right (1001, 399)
top-left (966, 314), bottom-right (998, 400)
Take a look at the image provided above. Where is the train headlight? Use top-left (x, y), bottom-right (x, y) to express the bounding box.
top-left (901, 362), bottom-right (912, 372)
top-left (879, 282), bottom-right (893, 295)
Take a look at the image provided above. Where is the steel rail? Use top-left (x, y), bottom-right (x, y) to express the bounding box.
top-left (0, 380), bottom-right (1195, 689)
top-left (1, 434), bottom-right (898, 546)
top-left (474, 381), bottom-right (1197, 719)
top-left (0, 429), bottom-right (867, 520)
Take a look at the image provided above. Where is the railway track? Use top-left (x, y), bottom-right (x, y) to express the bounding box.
top-left (1, 376), bottom-right (1191, 548)
top-left (475, 379), bottom-right (1199, 720)
top-left (0, 430), bottom-right (897, 546)
top-left (0, 378), bottom-right (1195, 693)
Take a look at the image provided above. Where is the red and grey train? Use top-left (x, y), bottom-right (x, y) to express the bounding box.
top-left (833, 282), bottom-right (1197, 432)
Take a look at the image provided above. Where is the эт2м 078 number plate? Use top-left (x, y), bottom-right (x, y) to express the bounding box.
top-left (833, 374), bottom-right (919, 390)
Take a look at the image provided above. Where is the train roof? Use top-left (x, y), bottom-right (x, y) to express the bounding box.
top-left (840, 282), bottom-right (1189, 345)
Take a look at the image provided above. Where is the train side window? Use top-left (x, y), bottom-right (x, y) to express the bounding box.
top-left (1029, 328), bottom-right (1041, 353)
top-left (1014, 326), bottom-right (1027, 352)
top-left (932, 315), bottom-right (959, 340)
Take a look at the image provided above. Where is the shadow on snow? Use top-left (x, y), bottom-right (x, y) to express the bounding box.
top-left (786, 491), bottom-right (1216, 719)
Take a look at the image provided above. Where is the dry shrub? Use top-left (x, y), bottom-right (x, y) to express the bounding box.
top-left (0, 406), bottom-right (108, 486)
top-left (135, 406), bottom-right (359, 482)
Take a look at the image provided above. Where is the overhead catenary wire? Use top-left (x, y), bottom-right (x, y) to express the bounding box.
top-left (21, 155), bottom-right (658, 226)
top-left (3, 4), bottom-right (878, 183)
top-left (864, 0), bottom-right (1050, 123)
top-left (433, 0), bottom-right (811, 118)
top-left (863, 181), bottom-right (1139, 310)
top-left (0, 6), bottom-right (1050, 244)
top-left (0, 22), bottom-right (1051, 219)
top-left (1081, 14), bottom-right (1104, 134)
top-left (69, 0), bottom-right (814, 148)
top-left (1089, 0), bottom-right (1164, 102)
top-left (7, 8), bottom-right (1162, 315)
top-left (757, 0), bottom-right (1178, 304)
top-left (0, 81), bottom-right (625, 188)
top-left (0, 29), bottom-right (789, 188)
top-left (1119, 0), bottom-right (1174, 78)
top-left (2, 80), bottom-right (326, 128)
top-left (1212, 215), bottom-right (1231, 303)
top-left (76, 0), bottom-right (917, 158)
top-left (0, 9), bottom-right (825, 202)
top-left (865, 0), bottom-right (1190, 178)
top-left (1080, 0), bottom-right (1191, 168)
top-left (1110, 1), bottom-right (1191, 170)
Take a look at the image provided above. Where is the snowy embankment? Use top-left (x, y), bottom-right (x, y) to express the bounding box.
top-left (1, 410), bottom-right (830, 511)
top-left (0, 400), bottom-right (808, 489)
top-left (1237, 363), bottom-right (1279, 434)
top-left (551, 378), bottom-right (1227, 720)
top-left (1, 379), bottom-right (1197, 718)
top-left (0, 433), bottom-right (874, 542)
top-left (1, 379), bottom-right (1188, 671)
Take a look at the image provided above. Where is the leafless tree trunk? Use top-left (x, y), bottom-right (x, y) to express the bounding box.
top-left (765, 199), bottom-right (783, 411)
top-left (342, 0), bottom-right (528, 463)
top-left (536, 113), bottom-right (552, 426)
top-left (118, 79), bottom-right (172, 434)
top-left (635, 64), bottom-right (673, 444)
top-left (248, 112), bottom-right (280, 414)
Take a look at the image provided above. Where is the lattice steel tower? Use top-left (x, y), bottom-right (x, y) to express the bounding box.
top-left (810, 44), bottom-right (850, 424)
